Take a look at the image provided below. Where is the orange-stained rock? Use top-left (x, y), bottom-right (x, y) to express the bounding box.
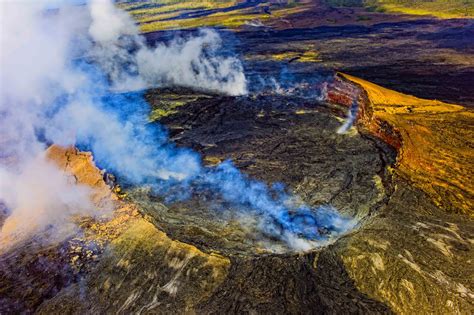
top-left (46, 145), bottom-right (116, 205)
top-left (45, 145), bottom-right (141, 242)
top-left (331, 73), bottom-right (474, 215)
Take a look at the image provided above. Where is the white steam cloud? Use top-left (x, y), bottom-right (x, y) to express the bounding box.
top-left (89, 0), bottom-right (138, 42)
top-left (0, 0), bottom-right (247, 249)
top-left (0, 1), bottom-right (97, 248)
top-left (87, 0), bottom-right (247, 95)
top-left (337, 100), bottom-right (358, 134)
top-left (0, 0), bottom-right (352, 252)
top-left (136, 30), bottom-right (247, 96)
top-left (0, 155), bottom-right (94, 246)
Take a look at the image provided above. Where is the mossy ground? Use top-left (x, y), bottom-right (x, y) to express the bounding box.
top-left (270, 50), bottom-right (322, 63)
top-left (146, 91), bottom-right (210, 121)
top-left (119, 0), bottom-right (305, 32)
top-left (121, 0), bottom-right (473, 34)
top-left (326, 0), bottom-right (474, 18)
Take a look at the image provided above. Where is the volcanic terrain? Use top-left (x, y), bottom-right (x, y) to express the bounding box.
top-left (0, 1), bottom-right (473, 314)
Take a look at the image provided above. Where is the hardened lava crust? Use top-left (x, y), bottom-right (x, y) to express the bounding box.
top-left (122, 90), bottom-right (394, 256)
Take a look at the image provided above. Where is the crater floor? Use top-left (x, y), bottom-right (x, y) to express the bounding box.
top-left (127, 90), bottom-right (394, 256)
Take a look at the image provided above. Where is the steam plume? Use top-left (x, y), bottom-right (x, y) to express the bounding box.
top-left (337, 100), bottom-right (358, 134)
top-left (0, 0), bottom-right (353, 251)
top-left (87, 0), bottom-right (247, 95)
top-left (0, 1), bottom-right (100, 247)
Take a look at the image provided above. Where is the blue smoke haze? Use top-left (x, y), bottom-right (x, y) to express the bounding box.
top-left (77, 82), bottom-right (354, 247)
top-left (1, 1), bottom-right (354, 250)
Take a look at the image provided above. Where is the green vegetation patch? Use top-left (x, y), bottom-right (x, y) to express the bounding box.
top-left (325, 0), bottom-right (474, 18)
top-left (148, 92), bottom-right (209, 121)
top-left (120, 0), bottom-right (305, 32)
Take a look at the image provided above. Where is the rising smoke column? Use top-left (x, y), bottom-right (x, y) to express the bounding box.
top-left (0, 0), bottom-right (353, 251)
top-left (87, 0), bottom-right (247, 95)
top-left (0, 0), bottom-right (244, 247)
top-left (0, 2), bottom-right (100, 247)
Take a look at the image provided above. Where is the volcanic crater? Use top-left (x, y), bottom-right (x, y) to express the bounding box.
top-left (122, 88), bottom-right (396, 257)
top-left (3, 80), bottom-right (473, 314)
top-left (2, 1), bottom-right (474, 313)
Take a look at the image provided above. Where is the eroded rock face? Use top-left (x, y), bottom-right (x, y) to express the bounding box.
top-left (327, 74), bottom-right (474, 313)
top-left (46, 146), bottom-right (117, 206)
top-left (332, 73), bottom-right (474, 215)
